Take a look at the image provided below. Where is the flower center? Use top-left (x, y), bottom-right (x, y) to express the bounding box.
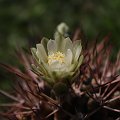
top-left (48, 51), bottom-right (65, 65)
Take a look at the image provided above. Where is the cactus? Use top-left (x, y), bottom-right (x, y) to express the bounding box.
top-left (0, 23), bottom-right (120, 120)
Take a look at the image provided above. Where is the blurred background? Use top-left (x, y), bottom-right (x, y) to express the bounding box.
top-left (0, 0), bottom-right (120, 105)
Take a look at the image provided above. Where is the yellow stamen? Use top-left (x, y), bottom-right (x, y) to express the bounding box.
top-left (48, 51), bottom-right (65, 65)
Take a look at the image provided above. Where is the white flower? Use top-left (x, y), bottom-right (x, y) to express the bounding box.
top-left (31, 23), bottom-right (83, 85)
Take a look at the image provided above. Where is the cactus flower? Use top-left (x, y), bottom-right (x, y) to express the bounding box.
top-left (31, 23), bottom-right (83, 85)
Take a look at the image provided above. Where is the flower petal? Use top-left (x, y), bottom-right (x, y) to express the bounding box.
top-left (74, 55), bottom-right (83, 72)
top-left (54, 32), bottom-right (65, 51)
top-left (31, 48), bottom-right (39, 62)
top-left (73, 40), bottom-right (81, 52)
top-left (59, 37), bottom-right (67, 52)
top-left (36, 44), bottom-right (47, 62)
top-left (50, 61), bottom-right (66, 71)
top-left (67, 63), bottom-right (77, 72)
top-left (57, 22), bottom-right (69, 35)
top-left (31, 64), bottom-right (43, 76)
top-left (65, 49), bottom-right (73, 65)
top-left (74, 43), bottom-right (82, 61)
top-left (41, 37), bottom-right (49, 53)
top-left (41, 61), bottom-right (55, 81)
top-left (47, 40), bottom-right (57, 54)
top-left (54, 23), bottom-right (69, 51)
top-left (64, 37), bottom-right (73, 52)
